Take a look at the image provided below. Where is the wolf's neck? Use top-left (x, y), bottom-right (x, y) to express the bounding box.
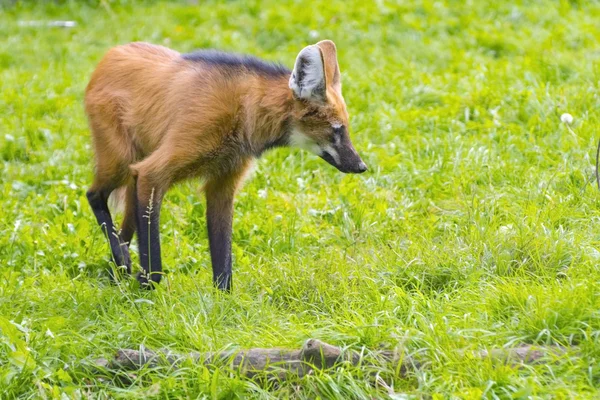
top-left (242, 74), bottom-right (295, 157)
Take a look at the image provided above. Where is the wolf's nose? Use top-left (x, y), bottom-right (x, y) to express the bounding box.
top-left (356, 161), bottom-right (368, 173)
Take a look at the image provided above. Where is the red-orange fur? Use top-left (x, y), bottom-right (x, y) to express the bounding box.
top-left (85, 41), bottom-right (353, 288)
top-left (86, 42), bottom-right (347, 231)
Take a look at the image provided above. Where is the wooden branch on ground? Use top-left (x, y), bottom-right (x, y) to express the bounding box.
top-left (95, 339), bottom-right (568, 379)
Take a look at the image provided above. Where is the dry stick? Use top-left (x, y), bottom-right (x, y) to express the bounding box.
top-left (96, 339), bottom-right (568, 379)
top-left (596, 137), bottom-right (600, 190)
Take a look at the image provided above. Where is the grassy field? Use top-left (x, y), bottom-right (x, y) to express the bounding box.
top-left (1, 0), bottom-right (600, 398)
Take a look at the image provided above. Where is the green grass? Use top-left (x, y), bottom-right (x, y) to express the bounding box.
top-left (1, 0), bottom-right (600, 398)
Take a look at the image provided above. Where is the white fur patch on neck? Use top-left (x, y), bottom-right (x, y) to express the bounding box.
top-left (289, 45), bottom-right (324, 100)
top-left (322, 144), bottom-right (340, 164)
top-left (289, 128), bottom-right (321, 155)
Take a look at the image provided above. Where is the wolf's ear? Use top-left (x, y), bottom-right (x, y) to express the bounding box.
top-left (289, 45), bottom-right (326, 102)
top-left (316, 40), bottom-right (341, 94)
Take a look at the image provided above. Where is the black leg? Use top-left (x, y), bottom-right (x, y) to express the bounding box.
top-left (206, 185), bottom-right (234, 291)
top-left (86, 188), bottom-right (131, 276)
top-left (120, 183), bottom-right (136, 245)
top-left (134, 178), bottom-right (163, 287)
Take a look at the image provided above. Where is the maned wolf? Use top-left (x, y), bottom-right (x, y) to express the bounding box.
top-left (84, 40), bottom-right (367, 291)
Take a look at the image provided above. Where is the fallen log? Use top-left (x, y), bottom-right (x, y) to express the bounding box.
top-left (95, 339), bottom-right (568, 379)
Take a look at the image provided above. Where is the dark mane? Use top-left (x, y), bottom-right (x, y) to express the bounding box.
top-left (181, 50), bottom-right (291, 78)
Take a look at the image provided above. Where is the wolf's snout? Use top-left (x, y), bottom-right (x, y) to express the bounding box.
top-left (355, 161), bottom-right (368, 173)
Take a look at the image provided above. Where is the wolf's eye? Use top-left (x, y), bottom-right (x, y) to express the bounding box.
top-left (303, 109), bottom-right (319, 118)
top-left (332, 125), bottom-right (344, 143)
